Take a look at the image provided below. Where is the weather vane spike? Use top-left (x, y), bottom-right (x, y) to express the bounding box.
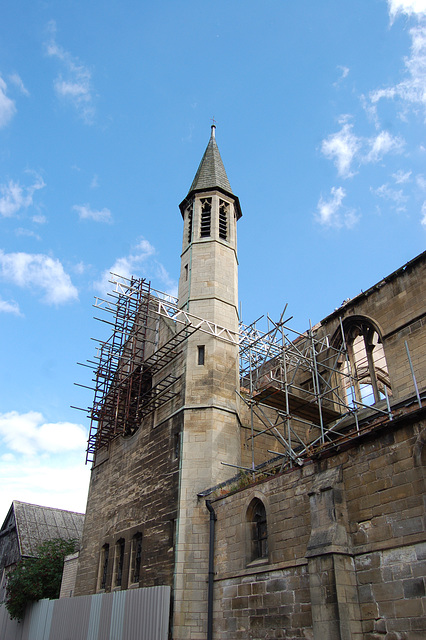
top-left (211, 116), bottom-right (217, 126)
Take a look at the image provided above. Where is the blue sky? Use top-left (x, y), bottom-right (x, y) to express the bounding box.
top-left (1, 0), bottom-right (425, 520)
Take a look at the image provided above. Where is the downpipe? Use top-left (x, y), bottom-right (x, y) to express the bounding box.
top-left (205, 500), bottom-right (217, 640)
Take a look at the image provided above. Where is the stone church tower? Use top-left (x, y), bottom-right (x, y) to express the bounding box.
top-left (74, 125), bottom-right (242, 639)
top-left (174, 124), bottom-right (242, 636)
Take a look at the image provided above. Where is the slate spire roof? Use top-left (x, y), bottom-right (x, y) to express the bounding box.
top-left (188, 125), bottom-right (234, 195)
top-left (180, 125), bottom-right (242, 219)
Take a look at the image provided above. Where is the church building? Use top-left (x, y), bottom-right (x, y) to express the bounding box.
top-left (74, 127), bottom-right (426, 640)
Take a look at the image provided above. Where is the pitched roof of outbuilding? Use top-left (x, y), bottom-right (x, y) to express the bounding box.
top-left (1, 501), bottom-right (85, 558)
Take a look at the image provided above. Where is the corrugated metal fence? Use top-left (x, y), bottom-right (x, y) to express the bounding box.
top-left (0, 585), bottom-right (170, 640)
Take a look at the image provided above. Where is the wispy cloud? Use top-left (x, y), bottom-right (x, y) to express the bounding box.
top-left (0, 297), bottom-right (22, 316)
top-left (73, 203), bottom-right (112, 223)
top-left (334, 65), bottom-right (350, 87)
top-left (393, 169), bottom-right (412, 183)
top-left (421, 200), bottom-right (426, 225)
top-left (9, 73), bottom-right (29, 96)
top-left (0, 174), bottom-right (46, 218)
top-left (45, 21), bottom-right (95, 124)
top-left (0, 76), bottom-right (16, 128)
top-left (370, 17), bottom-right (426, 120)
top-left (364, 130), bottom-right (405, 163)
top-left (321, 123), bottom-right (404, 177)
top-left (371, 183), bottom-right (409, 211)
top-left (388, 0), bottom-right (426, 21)
top-left (321, 122), bottom-right (361, 178)
top-left (0, 250), bottom-right (78, 304)
top-left (316, 186), bottom-right (359, 228)
top-left (95, 237), bottom-right (177, 297)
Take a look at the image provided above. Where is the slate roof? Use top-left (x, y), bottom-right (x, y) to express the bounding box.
top-left (2, 501), bottom-right (85, 558)
top-left (180, 125), bottom-right (242, 219)
top-left (188, 125), bottom-right (234, 196)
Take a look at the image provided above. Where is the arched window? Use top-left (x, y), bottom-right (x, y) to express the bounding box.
top-left (200, 198), bottom-right (212, 237)
top-left (129, 532), bottom-right (142, 585)
top-left (247, 498), bottom-right (268, 563)
top-left (113, 538), bottom-right (125, 588)
top-left (98, 543), bottom-right (109, 591)
top-left (339, 317), bottom-right (391, 407)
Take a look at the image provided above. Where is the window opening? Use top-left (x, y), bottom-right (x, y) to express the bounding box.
top-left (100, 544), bottom-right (109, 590)
top-left (184, 264), bottom-right (188, 281)
top-left (114, 538), bottom-right (125, 587)
top-left (200, 198), bottom-right (211, 238)
top-left (198, 345), bottom-right (205, 366)
top-left (340, 319), bottom-right (391, 407)
top-left (187, 206), bottom-right (193, 243)
top-left (131, 533), bottom-right (142, 584)
top-left (247, 498), bottom-right (268, 562)
top-left (219, 200), bottom-right (228, 240)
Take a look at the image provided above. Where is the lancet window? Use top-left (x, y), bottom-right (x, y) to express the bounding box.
top-left (200, 198), bottom-right (212, 237)
top-left (219, 200), bottom-right (228, 240)
top-left (247, 498), bottom-right (268, 563)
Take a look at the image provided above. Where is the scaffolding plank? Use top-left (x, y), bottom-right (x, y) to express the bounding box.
top-left (253, 386), bottom-right (341, 424)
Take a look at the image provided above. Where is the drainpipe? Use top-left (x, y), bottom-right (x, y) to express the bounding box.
top-left (205, 500), bottom-right (216, 640)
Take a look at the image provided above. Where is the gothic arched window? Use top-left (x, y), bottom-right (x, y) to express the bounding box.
top-left (339, 317), bottom-right (391, 407)
top-left (129, 532), bottom-right (143, 585)
top-left (113, 538), bottom-right (125, 588)
top-left (247, 498), bottom-right (268, 563)
top-left (200, 198), bottom-right (211, 238)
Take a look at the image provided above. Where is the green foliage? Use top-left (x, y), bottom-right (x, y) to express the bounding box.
top-left (5, 538), bottom-right (78, 621)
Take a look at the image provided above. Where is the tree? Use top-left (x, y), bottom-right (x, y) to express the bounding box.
top-left (5, 538), bottom-right (78, 621)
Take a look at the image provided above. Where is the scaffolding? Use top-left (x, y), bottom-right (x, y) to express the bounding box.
top-left (76, 272), bottom-right (394, 468)
top-left (237, 311), bottom-right (393, 475)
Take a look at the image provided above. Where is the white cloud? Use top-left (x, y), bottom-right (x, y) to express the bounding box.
top-left (0, 297), bottom-right (22, 316)
top-left (421, 200), bottom-right (426, 225)
top-left (393, 169), bottom-right (412, 183)
top-left (416, 173), bottom-right (426, 189)
top-left (334, 66), bottom-right (350, 87)
top-left (316, 186), bottom-right (359, 228)
top-left (0, 76), bottom-right (16, 128)
top-left (321, 123), bottom-right (361, 178)
top-left (0, 411), bottom-right (87, 456)
top-left (370, 21), bottom-right (426, 120)
top-left (364, 131), bottom-right (405, 163)
top-left (0, 452), bottom-right (90, 517)
top-left (0, 174), bottom-right (45, 218)
top-left (0, 250), bottom-right (78, 304)
top-left (15, 227), bottom-right (41, 240)
top-left (95, 237), bottom-right (177, 297)
top-left (45, 21), bottom-right (95, 124)
top-left (9, 73), bottom-right (29, 96)
top-left (73, 203), bottom-right (112, 223)
top-left (32, 213), bottom-right (47, 224)
top-left (388, 0), bottom-right (426, 20)
top-left (90, 174), bottom-right (99, 189)
top-left (371, 183), bottom-right (409, 211)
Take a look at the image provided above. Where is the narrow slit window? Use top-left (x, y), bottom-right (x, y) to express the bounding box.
top-left (200, 198), bottom-right (211, 238)
top-left (219, 200), bottom-right (228, 240)
top-left (130, 533), bottom-right (142, 584)
top-left (187, 206), bottom-right (193, 243)
top-left (100, 543), bottom-right (109, 590)
top-left (184, 264), bottom-right (188, 281)
top-left (198, 345), bottom-right (205, 365)
top-left (114, 538), bottom-right (125, 587)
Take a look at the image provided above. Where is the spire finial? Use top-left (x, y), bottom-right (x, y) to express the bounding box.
top-left (210, 116), bottom-right (216, 137)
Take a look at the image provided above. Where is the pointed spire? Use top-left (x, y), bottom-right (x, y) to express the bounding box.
top-left (188, 125), bottom-right (234, 195)
top-left (180, 125), bottom-right (242, 219)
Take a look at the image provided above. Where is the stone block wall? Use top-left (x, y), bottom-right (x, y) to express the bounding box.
top-left (210, 412), bottom-right (425, 639)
